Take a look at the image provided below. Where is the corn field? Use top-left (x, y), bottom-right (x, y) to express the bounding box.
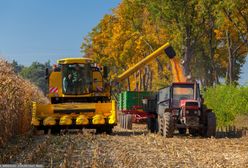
top-left (0, 124), bottom-right (248, 167)
top-left (0, 59), bottom-right (48, 147)
top-left (1, 58), bottom-right (248, 167)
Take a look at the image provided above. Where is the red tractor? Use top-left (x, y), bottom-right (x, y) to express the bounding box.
top-left (144, 82), bottom-right (216, 137)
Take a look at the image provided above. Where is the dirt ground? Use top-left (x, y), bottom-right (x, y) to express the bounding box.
top-left (0, 124), bottom-right (248, 168)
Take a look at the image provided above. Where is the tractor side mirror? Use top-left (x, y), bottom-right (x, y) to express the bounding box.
top-left (45, 68), bottom-right (49, 80)
top-left (164, 46), bottom-right (176, 59)
top-left (103, 66), bottom-right (108, 78)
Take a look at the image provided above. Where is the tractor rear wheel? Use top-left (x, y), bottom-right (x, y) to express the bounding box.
top-left (206, 112), bottom-right (216, 137)
top-left (162, 113), bottom-right (174, 137)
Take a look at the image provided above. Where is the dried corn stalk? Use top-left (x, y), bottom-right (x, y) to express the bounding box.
top-left (0, 58), bottom-right (48, 147)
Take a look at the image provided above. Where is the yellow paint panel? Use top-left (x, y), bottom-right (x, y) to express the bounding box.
top-left (93, 71), bottom-right (103, 92)
top-left (49, 72), bottom-right (62, 96)
top-left (95, 103), bottom-right (112, 115)
top-left (57, 58), bottom-right (92, 64)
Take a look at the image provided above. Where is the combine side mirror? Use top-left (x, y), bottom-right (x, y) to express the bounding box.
top-left (103, 66), bottom-right (108, 78)
top-left (45, 68), bottom-right (49, 79)
top-left (164, 46), bottom-right (176, 59)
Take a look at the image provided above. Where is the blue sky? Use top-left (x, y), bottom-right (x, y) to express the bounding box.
top-left (0, 0), bottom-right (120, 64)
top-left (0, 0), bottom-right (247, 84)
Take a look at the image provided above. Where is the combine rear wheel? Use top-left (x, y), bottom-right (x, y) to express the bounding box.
top-left (162, 113), bottom-right (174, 137)
top-left (96, 128), bottom-right (104, 134)
top-left (105, 126), bottom-right (113, 134)
top-left (96, 126), bottom-right (113, 134)
top-left (51, 127), bottom-right (61, 135)
top-left (206, 112), bottom-right (216, 137)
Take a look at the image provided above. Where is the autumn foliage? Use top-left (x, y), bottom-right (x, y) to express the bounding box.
top-left (81, 0), bottom-right (248, 89)
top-left (0, 59), bottom-right (48, 147)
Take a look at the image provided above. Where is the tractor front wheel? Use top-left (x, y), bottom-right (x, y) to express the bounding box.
top-left (162, 112), bottom-right (174, 137)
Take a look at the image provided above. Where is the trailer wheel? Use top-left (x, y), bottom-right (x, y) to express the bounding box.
top-left (126, 114), bottom-right (132, 130)
top-left (147, 117), bottom-right (157, 133)
top-left (206, 112), bottom-right (216, 137)
top-left (119, 113), bottom-right (125, 129)
top-left (162, 112), bottom-right (174, 137)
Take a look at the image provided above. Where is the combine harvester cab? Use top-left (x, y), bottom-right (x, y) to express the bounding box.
top-left (31, 58), bottom-right (116, 134)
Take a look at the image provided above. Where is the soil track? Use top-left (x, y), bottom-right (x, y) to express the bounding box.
top-left (1, 124), bottom-right (248, 168)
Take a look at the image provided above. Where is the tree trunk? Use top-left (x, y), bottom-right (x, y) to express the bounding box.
top-left (150, 71), bottom-right (153, 90)
top-left (127, 77), bottom-right (131, 91)
top-left (139, 70), bottom-right (142, 91)
top-left (208, 19), bottom-right (216, 86)
top-left (183, 26), bottom-right (192, 77)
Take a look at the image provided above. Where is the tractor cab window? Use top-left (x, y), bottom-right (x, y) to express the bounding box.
top-left (62, 63), bottom-right (92, 95)
top-left (172, 84), bottom-right (194, 108)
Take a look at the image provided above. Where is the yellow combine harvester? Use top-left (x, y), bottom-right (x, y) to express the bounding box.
top-left (31, 42), bottom-right (175, 134)
top-left (32, 58), bottom-right (116, 134)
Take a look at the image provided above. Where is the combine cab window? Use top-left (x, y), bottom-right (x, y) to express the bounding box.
top-left (172, 84), bottom-right (194, 108)
top-left (62, 63), bottom-right (92, 95)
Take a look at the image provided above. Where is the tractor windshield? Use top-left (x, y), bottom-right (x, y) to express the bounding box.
top-left (172, 84), bottom-right (194, 108)
top-left (62, 63), bottom-right (92, 95)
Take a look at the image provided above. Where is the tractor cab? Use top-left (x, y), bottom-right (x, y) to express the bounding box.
top-left (158, 82), bottom-right (201, 114)
top-left (157, 82), bottom-right (203, 128)
top-left (171, 82), bottom-right (200, 108)
top-left (157, 82), bottom-right (216, 137)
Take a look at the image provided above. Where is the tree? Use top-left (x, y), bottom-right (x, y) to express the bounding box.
top-left (11, 60), bottom-right (24, 74)
top-left (81, 0), bottom-right (248, 88)
top-left (20, 61), bottom-right (51, 93)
